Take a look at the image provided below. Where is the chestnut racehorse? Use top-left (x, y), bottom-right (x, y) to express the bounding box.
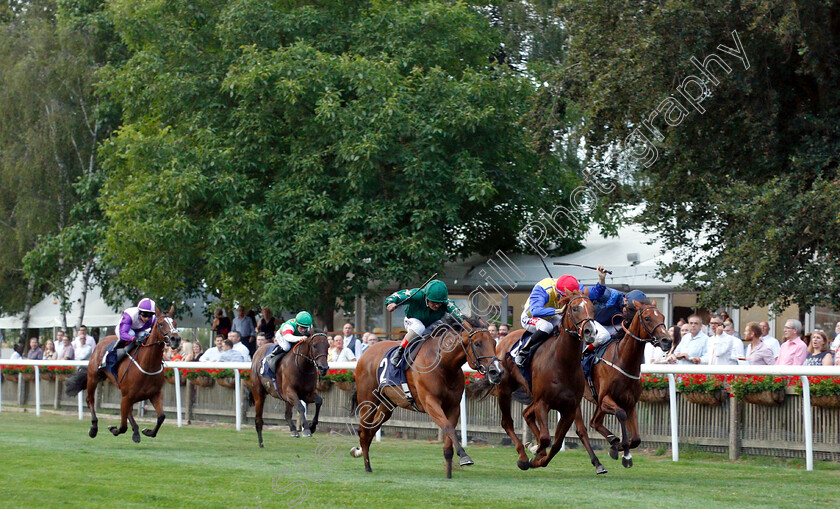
top-left (352, 316), bottom-right (503, 478)
top-left (248, 332), bottom-right (329, 446)
top-left (65, 307), bottom-right (181, 442)
top-left (494, 291), bottom-right (607, 474)
top-left (581, 299), bottom-right (671, 467)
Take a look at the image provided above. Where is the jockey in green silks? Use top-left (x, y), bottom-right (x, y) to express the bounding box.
top-left (385, 279), bottom-right (465, 368)
top-left (260, 311), bottom-right (314, 376)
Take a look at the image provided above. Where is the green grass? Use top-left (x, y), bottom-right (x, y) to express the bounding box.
top-left (1, 409), bottom-right (839, 508)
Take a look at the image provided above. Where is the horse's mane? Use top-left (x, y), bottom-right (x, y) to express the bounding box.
top-left (429, 315), bottom-right (486, 337)
top-left (557, 289), bottom-right (585, 308)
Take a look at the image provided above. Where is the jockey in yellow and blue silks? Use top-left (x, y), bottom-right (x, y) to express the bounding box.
top-left (386, 279), bottom-right (465, 368)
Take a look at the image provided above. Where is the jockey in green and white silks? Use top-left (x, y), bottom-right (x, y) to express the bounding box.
top-left (261, 311), bottom-right (313, 376)
top-left (385, 279), bottom-right (465, 368)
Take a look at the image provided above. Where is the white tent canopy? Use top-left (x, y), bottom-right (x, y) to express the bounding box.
top-left (0, 276), bottom-right (212, 330)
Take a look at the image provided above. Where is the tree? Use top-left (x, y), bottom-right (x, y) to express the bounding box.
top-left (98, 0), bottom-right (586, 328)
top-left (555, 0), bottom-right (840, 311)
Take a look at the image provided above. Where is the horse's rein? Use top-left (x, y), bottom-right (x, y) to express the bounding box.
top-left (562, 296), bottom-right (596, 340)
top-left (621, 306), bottom-right (666, 345)
top-left (140, 316), bottom-right (179, 348)
top-left (293, 332), bottom-right (328, 371)
top-left (460, 327), bottom-right (497, 375)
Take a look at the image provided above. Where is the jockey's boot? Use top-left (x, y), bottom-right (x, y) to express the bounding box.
top-left (514, 329), bottom-right (550, 367)
top-left (261, 346), bottom-right (286, 377)
top-left (391, 330), bottom-right (421, 368)
top-left (114, 340), bottom-right (139, 365)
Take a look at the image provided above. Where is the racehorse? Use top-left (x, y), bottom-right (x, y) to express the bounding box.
top-left (248, 332), bottom-right (329, 446)
top-left (352, 316), bottom-right (503, 479)
top-left (580, 299), bottom-right (671, 468)
top-left (493, 291), bottom-right (606, 474)
top-left (65, 307), bottom-right (181, 443)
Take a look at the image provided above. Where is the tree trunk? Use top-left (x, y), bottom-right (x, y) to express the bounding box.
top-left (19, 276), bottom-right (35, 348)
top-left (76, 259), bottom-right (93, 329)
top-left (315, 280), bottom-right (336, 332)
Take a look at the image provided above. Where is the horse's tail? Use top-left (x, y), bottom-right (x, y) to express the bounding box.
top-left (65, 368), bottom-right (88, 397)
top-left (349, 390), bottom-right (358, 416)
top-left (247, 389), bottom-right (255, 408)
top-left (511, 387), bottom-right (533, 405)
top-left (469, 377), bottom-right (498, 401)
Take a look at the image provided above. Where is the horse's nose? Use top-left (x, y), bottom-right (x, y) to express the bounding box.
top-left (488, 359), bottom-right (503, 384)
top-left (582, 324), bottom-right (596, 345)
top-left (318, 365), bottom-right (328, 377)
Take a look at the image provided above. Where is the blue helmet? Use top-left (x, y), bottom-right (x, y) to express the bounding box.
top-left (625, 290), bottom-right (647, 306)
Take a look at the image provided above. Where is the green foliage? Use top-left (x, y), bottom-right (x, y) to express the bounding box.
top-left (98, 0), bottom-right (585, 322)
top-left (793, 376), bottom-right (840, 397)
top-left (556, 1), bottom-right (840, 310)
top-left (641, 373), bottom-right (669, 390)
top-left (730, 375), bottom-right (789, 399)
top-left (678, 374), bottom-right (727, 395)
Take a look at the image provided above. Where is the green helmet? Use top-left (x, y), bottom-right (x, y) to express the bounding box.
top-left (425, 280), bottom-right (449, 303)
top-left (295, 311), bottom-right (313, 328)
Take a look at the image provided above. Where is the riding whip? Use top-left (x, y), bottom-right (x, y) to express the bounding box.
top-left (394, 272), bottom-right (439, 306)
top-left (553, 262), bottom-right (613, 274)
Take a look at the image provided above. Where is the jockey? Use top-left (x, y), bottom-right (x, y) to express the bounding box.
top-left (100, 298), bottom-right (157, 369)
top-left (261, 311), bottom-right (314, 375)
top-left (580, 265), bottom-right (648, 353)
top-left (386, 279), bottom-right (465, 368)
top-left (516, 275), bottom-right (596, 367)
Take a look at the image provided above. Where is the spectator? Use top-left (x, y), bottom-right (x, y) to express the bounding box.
top-left (831, 321), bottom-right (840, 351)
top-left (54, 331), bottom-right (66, 358)
top-left (328, 336), bottom-right (343, 362)
top-left (668, 314), bottom-right (708, 364)
top-left (745, 322), bottom-right (774, 365)
top-left (199, 335), bottom-right (225, 362)
top-left (165, 345), bottom-right (183, 362)
top-left (359, 334), bottom-right (378, 358)
top-left (57, 336), bottom-right (74, 360)
top-left (219, 339), bottom-right (247, 362)
top-left (257, 307), bottom-right (280, 341)
top-left (212, 308), bottom-right (232, 338)
top-left (77, 325), bottom-right (96, 348)
top-left (499, 324), bottom-right (510, 337)
top-left (179, 341), bottom-right (194, 362)
top-left (232, 306), bottom-right (256, 355)
top-left (342, 323), bottom-right (360, 355)
top-left (676, 318), bottom-right (687, 327)
top-left (27, 337), bottom-right (43, 360)
top-left (227, 331), bottom-right (251, 362)
top-left (72, 330), bottom-right (93, 360)
top-left (723, 321), bottom-right (745, 362)
top-left (42, 340), bottom-right (58, 361)
top-left (190, 341), bottom-right (203, 361)
top-left (10, 343), bottom-right (23, 360)
top-left (680, 323), bottom-right (690, 338)
top-left (256, 332), bottom-right (269, 350)
top-left (759, 321), bottom-right (781, 361)
top-left (488, 324), bottom-right (499, 343)
top-left (705, 316), bottom-right (737, 365)
top-left (776, 319), bottom-right (808, 365)
top-left (720, 311), bottom-right (730, 323)
top-left (804, 330), bottom-right (833, 366)
top-left (646, 325), bottom-right (679, 364)
top-left (336, 340), bottom-right (357, 363)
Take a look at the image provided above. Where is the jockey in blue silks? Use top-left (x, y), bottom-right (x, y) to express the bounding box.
top-left (580, 265), bottom-right (648, 354)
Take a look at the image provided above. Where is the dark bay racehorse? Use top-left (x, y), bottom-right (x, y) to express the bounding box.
top-left (65, 307), bottom-right (181, 443)
top-left (352, 316), bottom-right (503, 478)
top-left (581, 299), bottom-right (671, 467)
top-left (248, 332), bottom-right (329, 447)
top-left (493, 291), bottom-right (606, 474)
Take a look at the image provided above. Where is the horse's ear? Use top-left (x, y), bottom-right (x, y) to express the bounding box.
top-left (168, 305), bottom-right (175, 317)
top-left (651, 299), bottom-right (657, 307)
top-left (155, 306), bottom-right (162, 317)
top-left (633, 299), bottom-right (643, 310)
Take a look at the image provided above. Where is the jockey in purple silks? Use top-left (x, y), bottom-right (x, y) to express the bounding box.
top-left (99, 298), bottom-right (157, 369)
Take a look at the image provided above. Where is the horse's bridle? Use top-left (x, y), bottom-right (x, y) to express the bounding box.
top-left (141, 316), bottom-right (180, 348)
top-left (460, 327), bottom-right (498, 375)
top-left (562, 295), bottom-right (596, 340)
top-left (293, 332), bottom-right (328, 372)
top-left (621, 305), bottom-right (667, 348)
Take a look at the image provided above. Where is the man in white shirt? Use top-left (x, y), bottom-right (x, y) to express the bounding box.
top-left (669, 314), bottom-right (708, 364)
top-left (228, 331), bottom-right (251, 362)
top-left (706, 317), bottom-right (738, 365)
top-left (336, 344), bottom-right (357, 363)
top-left (199, 335), bottom-right (225, 362)
top-left (754, 321), bottom-right (781, 361)
top-left (342, 323), bottom-right (360, 355)
top-left (78, 326), bottom-right (96, 348)
top-left (72, 330), bottom-right (93, 360)
top-left (723, 321), bottom-right (745, 362)
top-left (219, 340), bottom-right (247, 362)
top-left (54, 331), bottom-right (66, 358)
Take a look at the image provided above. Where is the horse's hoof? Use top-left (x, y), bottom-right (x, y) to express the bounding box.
top-left (525, 441), bottom-right (540, 455)
top-left (142, 429), bottom-right (155, 438)
top-left (622, 456), bottom-right (633, 468)
top-left (459, 455), bottom-right (474, 467)
top-left (350, 447), bottom-right (362, 458)
top-left (89, 428), bottom-right (98, 438)
top-left (609, 447), bottom-right (619, 460)
top-left (302, 429), bottom-right (312, 438)
top-left (132, 433), bottom-right (141, 444)
top-left (291, 431), bottom-right (300, 438)
top-left (596, 465), bottom-right (608, 475)
top-left (517, 459), bottom-right (531, 471)
top-left (108, 426), bottom-right (119, 436)
top-left (259, 443), bottom-right (265, 449)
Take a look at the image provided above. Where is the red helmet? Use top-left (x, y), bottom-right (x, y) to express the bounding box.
top-left (555, 275), bottom-right (579, 295)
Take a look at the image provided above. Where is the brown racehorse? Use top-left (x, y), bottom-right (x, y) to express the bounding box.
top-left (248, 332), bottom-right (329, 446)
top-left (65, 307), bottom-right (181, 443)
top-left (351, 316), bottom-right (503, 478)
top-left (493, 291), bottom-right (606, 474)
top-left (581, 299), bottom-right (671, 468)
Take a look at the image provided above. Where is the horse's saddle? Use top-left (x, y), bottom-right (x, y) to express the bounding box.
top-left (376, 343), bottom-right (425, 410)
top-left (262, 344), bottom-right (282, 378)
top-left (581, 340), bottom-right (614, 381)
top-left (507, 331), bottom-right (544, 384)
top-left (103, 342), bottom-right (122, 380)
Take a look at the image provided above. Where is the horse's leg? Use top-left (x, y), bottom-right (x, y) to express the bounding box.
top-left (574, 405), bottom-right (607, 474)
top-left (298, 400), bottom-right (313, 438)
top-left (309, 394), bottom-right (323, 434)
top-left (521, 403), bottom-right (543, 454)
top-left (499, 387), bottom-right (531, 470)
top-left (357, 401), bottom-right (392, 473)
top-left (86, 375), bottom-right (99, 438)
top-left (253, 386), bottom-right (267, 448)
top-left (589, 402), bottom-right (621, 459)
top-left (423, 399), bottom-right (472, 478)
top-left (622, 404), bottom-right (641, 468)
top-left (141, 390), bottom-right (166, 438)
top-left (127, 408), bottom-right (141, 443)
top-left (109, 395), bottom-right (131, 437)
top-left (529, 402), bottom-right (552, 467)
top-left (596, 395), bottom-right (629, 463)
top-left (284, 400), bottom-right (299, 438)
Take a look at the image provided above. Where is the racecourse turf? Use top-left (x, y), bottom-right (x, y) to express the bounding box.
top-left (0, 410), bottom-right (838, 508)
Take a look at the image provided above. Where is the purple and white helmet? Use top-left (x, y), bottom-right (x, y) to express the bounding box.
top-left (137, 298), bottom-right (156, 314)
